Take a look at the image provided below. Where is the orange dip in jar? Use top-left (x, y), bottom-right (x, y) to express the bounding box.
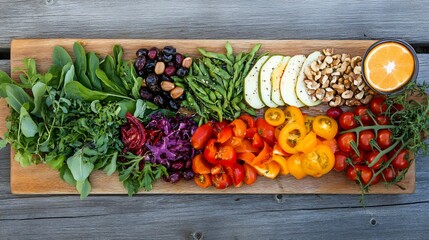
top-left (362, 40), bottom-right (418, 94)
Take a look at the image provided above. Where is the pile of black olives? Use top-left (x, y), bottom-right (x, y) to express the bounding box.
top-left (134, 46), bottom-right (192, 111)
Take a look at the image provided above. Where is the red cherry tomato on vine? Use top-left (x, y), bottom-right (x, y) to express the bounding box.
top-left (337, 132), bottom-right (357, 153)
top-left (370, 96), bottom-right (388, 115)
top-left (375, 115), bottom-right (390, 125)
top-left (191, 123), bottom-right (214, 150)
top-left (351, 148), bottom-right (365, 164)
top-left (354, 106), bottom-right (371, 125)
top-left (347, 165), bottom-right (373, 185)
top-left (377, 129), bottom-right (392, 150)
top-left (382, 167), bottom-right (398, 182)
top-left (334, 152), bottom-right (348, 172)
top-left (359, 130), bottom-right (375, 151)
top-left (391, 149), bottom-right (411, 170)
top-left (239, 114), bottom-right (256, 128)
top-left (339, 112), bottom-right (358, 130)
top-left (243, 163), bottom-right (257, 185)
top-left (366, 150), bottom-right (387, 170)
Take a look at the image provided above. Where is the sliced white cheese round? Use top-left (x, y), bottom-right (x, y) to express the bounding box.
top-left (271, 56), bottom-right (290, 106)
top-left (296, 51), bottom-right (323, 106)
top-left (280, 55), bottom-right (306, 107)
top-left (244, 55), bottom-right (269, 109)
top-left (259, 55), bottom-right (285, 108)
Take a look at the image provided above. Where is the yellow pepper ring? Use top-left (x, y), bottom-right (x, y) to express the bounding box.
top-left (278, 123), bottom-right (307, 154)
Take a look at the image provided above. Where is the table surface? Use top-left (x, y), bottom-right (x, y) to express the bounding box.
top-left (0, 1), bottom-right (428, 239)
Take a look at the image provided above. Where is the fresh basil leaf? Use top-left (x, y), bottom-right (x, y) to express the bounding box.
top-left (66, 149), bottom-right (94, 181)
top-left (95, 68), bottom-right (127, 95)
top-left (19, 105), bottom-right (38, 138)
top-left (76, 179), bottom-right (91, 200)
top-left (53, 46), bottom-right (73, 69)
top-left (87, 52), bottom-right (102, 90)
top-left (5, 84), bottom-right (34, 113)
top-left (104, 152), bottom-right (118, 176)
top-left (60, 165), bottom-right (77, 186)
top-left (31, 81), bottom-right (47, 117)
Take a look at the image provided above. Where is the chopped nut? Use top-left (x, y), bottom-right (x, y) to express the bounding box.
top-left (361, 95), bottom-right (373, 104)
top-left (304, 66), bottom-right (313, 80)
top-left (307, 89), bottom-right (316, 95)
top-left (319, 62), bottom-right (327, 70)
top-left (325, 56), bottom-right (333, 64)
top-left (315, 71), bottom-right (322, 81)
top-left (346, 99), bottom-right (361, 106)
top-left (318, 55), bottom-right (326, 62)
top-left (323, 90), bottom-right (335, 102)
top-left (358, 82), bottom-right (366, 91)
top-left (323, 48), bottom-right (334, 56)
top-left (333, 54), bottom-right (341, 60)
top-left (341, 53), bottom-right (350, 62)
top-left (355, 91), bottom-right (365, 100)
top-left (321, 75), bottom-right (329, 88)
top-left (332, 84), bottom-right (345, 94)
top-left (310, 61), bottom-right (319, 72)
top-left (351, 56), bottom-right (362, 68)
top-left (353, 66), bottom-right (362, 75)
top-left (344, 79), bottom-right (351, 89)
top-left (330, 76), bottom-right (338, 84)
top-left (339, 62), bottom-right (348, 73)
top-left (307, 80), bottom-right (320, 90)
top-left (345, 66), bottom-right (352, 74)
top-left (341, 90), bottom-right (354, 99)
top-left (332, 71), bottom-right (341, 76)
top-left (333, 58), bottom-right (341, 66)
top-left (329, 96), bottom-right (342, 107)
top-left (315, 88), bottom-right (326, 100)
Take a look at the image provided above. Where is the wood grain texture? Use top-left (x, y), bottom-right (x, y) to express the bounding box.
top-left (2, 39), bottom-right (415, 195)
top-left (0, 0), bottom-right (429, 49)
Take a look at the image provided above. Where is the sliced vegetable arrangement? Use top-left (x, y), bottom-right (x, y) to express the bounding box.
top-left (0, 39), bottom-right (427, 200)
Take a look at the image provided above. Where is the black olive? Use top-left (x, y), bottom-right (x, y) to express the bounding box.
top-left (139, 88), bottom-right (154, 101)
top-left (144, 59), bottom-right (157, 73)
top-left (137, 70), bottom-right (145, 77)
top-left (168, 100), bottom-right (180, 111)
top-left (162, 54), bottom-right (173, 63)
top-left (160, 74), bottom-right (172, 82)
top-left (136, 48), bottom-right (148, 57)
top-left (134, 56), bottom-right (146, 72)
top-left (163, 46), bottom-right (176, 56)
top-left (175, 53), bottom-right (184, 65)
top-left (176, 67), bottom-right (189, 77)
top-left (157, 52), bottom-right (164, 61)
top-left (153, 95), bottom-right (166, 107)
top-left (161, 90), bottom-right (172, 99)
top-left (146, 73), bottom-right (161, 92)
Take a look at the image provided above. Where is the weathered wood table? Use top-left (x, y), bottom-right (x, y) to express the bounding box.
top-left (1, 1), bottom-right (428, 239)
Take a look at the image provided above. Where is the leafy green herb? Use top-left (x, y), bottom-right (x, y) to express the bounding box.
top-left (53, 46), bottom-right (73, 69)
top-left (87, 52), bottom-right (102, 90)
top-left (73, 42), bottom-right (92, 89)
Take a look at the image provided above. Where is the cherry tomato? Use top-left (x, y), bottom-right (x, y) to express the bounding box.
top-left (251, 133), bottom-right (264, 148)
top-left (301, 144), bottom-right (335, 178)
top-left (375, 115), bottom-right (390, 125)
top-left (264, 108), bottom-right (286, 127)
top-left (256, 119), bottom-right (276, 145)
top-left (239, 114), bottom-right (256, 128)
top-left (204, 139), bottom-right (237, 167)
top-left (359, 130), bottom-right (375, 151)
top-left (376, 129), bottom-right (392, 150)
top-left (312, 115), bottom-right (338, 140)
top-left (294, 131), bottom-right (317, 153)
top-left (391, 149), bottom-right (411, 170)
top-left (371, 174), bottom-right (382, 185)
top-left (284, 106), bottom-right (305, 126)
top-left (339, 112), bottom-right (358, 130)
top-left (392, 103), bottom-right (404, 113)
top-left (191, 123), bottom-right (214, 150)
top-left (192, 154), bottom-right (212, 174)
top-left (304, 115), bottom-right (315, 133)
top-left (370, 96), bottom-right (387, 115)
top-left (334, 152), bottom-right (348, 172)
top-left (194, 174), bottom-right (212, 188)
top-left (347, 165), bottom-right (373, 185)
top-left (226, 163), bottom-right (245, 187)
top-left (245, 127), bottom-right (257, 139)
top-left (253, 161), bottom-right (281, 179)
top-left (351, 149), bottom-right (365, 164)
top-left (243, 163), bottom-right (257, 185)
top-left (366, 150), bottom-right (387, 170)
top-left (211, 173), bottom-right (232, 189)
top-left (354, 105), bottom-right (371, 125)
top-left (382, 167), bottom-right (397, 182)
top-left (322, 138), bottom-right (339, 154)
top-left (337, 132), bottom-right (357, 153)
top-left (210, 164), bottom-right (223, 175)
top-left (286, 153), bottom-right (307, 180)
top-left (277, 123), bottom-right (307, 154)
top-left (326, 107), bottom-right (343, 120)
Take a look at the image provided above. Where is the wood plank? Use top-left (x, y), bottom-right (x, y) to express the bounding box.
top-left (2, 39), bottom-right (417, 195)
top-left (0, 60), bottom-right (9, 139)
top-left (1, 0), bottom-right (429, 50)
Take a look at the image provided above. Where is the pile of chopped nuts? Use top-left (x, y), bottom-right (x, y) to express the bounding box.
top-left (304, 48), bottom-right (375, 107)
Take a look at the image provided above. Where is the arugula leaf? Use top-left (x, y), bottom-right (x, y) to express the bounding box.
top-left (31, 81), bottom-right (47, 117)
top-left (66, 149), bottom-right (94, 181)
top-left (95, 68), bottom-right (127, 95)
top-left (87, 52), bottom-right (102, 90)
top-left (53, 46), bottom-right (73, 69)
top-left (19, 105), bottom-right (38, 138)
top-left (76, 179), bottom-right (91, 200)
top-left (5, 84), bottom-right (34, 113)
top-left (73, 42), bottom-right (92, 89)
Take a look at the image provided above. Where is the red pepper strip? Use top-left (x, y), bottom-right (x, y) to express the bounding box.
top-left (252, 142), bottom-right (272, 165)
top-left (121, 112), bottom-right (147, 155)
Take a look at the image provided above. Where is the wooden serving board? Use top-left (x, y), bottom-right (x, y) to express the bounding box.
top-left (0, 39), bottom-right (415, 194)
